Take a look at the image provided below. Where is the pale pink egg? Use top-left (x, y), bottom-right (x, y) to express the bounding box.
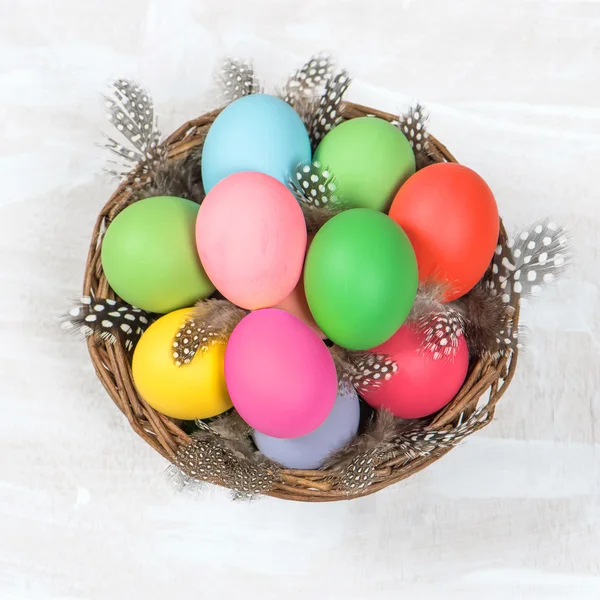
top-left (361, 323), bottom-right (469, 419)
top-left (196, 172), bottom-right (307, 310)
top-left (224, 309), bottom-right (338, 438)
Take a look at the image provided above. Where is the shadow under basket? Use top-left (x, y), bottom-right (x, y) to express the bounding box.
top-left (83, 101), bottom-right (519, 502)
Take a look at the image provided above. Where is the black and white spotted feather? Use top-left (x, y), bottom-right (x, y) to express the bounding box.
top-left (408, 281), bottom-right (465, 360)
top-left (61, 297), bottom-right (155, 352)
top-left (390, 402), bottom-right (494, 463)
top-left (289, 161), bottom-right (347, 231)
top-left (490, 220), bottom-right (571, 305)
top-left (393, 103), bottom-right (442, 169)
top-left (323, 410), bottom-right (397, 492)
top-left (417, 311), bottom-right (465, 360)
top-left (217, 58), bottom-right (261, 103)
top-left (310, 70), bottom-right (351, 145)
top-left (102, 79), bottom-right (167, 183)
top-left (171, 430), bottom-right (280, 498)
top-left (282, 53), bottom-right (335, 104)
top-left (329, 346), bottom-right (398, 393)
top-left (278, 54), bottom-right (336, 134)
top-left (172, 299), bottom-right (247, 367)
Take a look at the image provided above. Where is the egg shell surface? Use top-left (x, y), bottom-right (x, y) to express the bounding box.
top-left (132, 308), bottom-right (232, 420)
top-left (224, 309), bottom-right (337, 438)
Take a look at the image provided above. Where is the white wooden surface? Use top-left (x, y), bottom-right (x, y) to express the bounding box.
top-left (1, 1), bottom-right (599, 598)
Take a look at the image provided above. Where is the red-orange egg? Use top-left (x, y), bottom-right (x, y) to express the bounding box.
top-left (389, 163), bottom-right (499, 302)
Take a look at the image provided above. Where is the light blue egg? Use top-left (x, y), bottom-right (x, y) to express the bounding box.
top-left (253, 386), bottom-right (360, 470)
top-left (201, 94), bottom-right (312, 192)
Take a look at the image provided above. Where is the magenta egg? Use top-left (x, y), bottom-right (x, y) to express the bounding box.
top-left (224, 309), bottom-right (338, 438)
top-left (361, 323), bottom-right (469, 419)
top-left (195, 172), bottom-right (307, 310)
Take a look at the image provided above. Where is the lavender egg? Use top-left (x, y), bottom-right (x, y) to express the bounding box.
top-left (252, 386), bottom-right (360, 469)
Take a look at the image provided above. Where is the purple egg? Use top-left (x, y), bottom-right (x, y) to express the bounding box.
top-left (252, 386), bottom-right (360, 469)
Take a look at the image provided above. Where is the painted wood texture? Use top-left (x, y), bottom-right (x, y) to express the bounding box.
top-left (0, 0), bottom-right (598, 598)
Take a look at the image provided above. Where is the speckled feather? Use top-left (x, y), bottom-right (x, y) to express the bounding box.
top-left (102, 79), bottom-right (167, 183)
top-left (393, 103), bottom-right (439, 169)
top-left (408, 281), bottom-right (465, 360)
top-left (454, 282), bottom-right (518, 356)
top-left (172, 299), bottom-right (247, 366)
top-left (417, 310), bottom-right (465, 360)
top-left (490, 220), bottom-right (571, 304)
top-left (173, 431), bottom-right (280, 497)
top-left (282, 53), bottom-right (336, 105)
top-left (477, 219), bottom-right (571, 352)
top-left (289, 160), bottom-right (347, 232)
top-left (329, 345), bottom-right (398, 393)
top-left (217, 58), bottom-right (261, 103)
top-left (323, 410), bottom-right (398, 492)
top-left (390, 403), bottom-right (494, 462)
top-left (61, 297), bottom-right (155, 352)
top-left (309, 70), bottom-right (351, 145)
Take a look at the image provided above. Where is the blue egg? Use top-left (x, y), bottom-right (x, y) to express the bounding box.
top-left (201, 94), bottom-right (312, 192)
top-left (253, 386), bottom-right (360, 470)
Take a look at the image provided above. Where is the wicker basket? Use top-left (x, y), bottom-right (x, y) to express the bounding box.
top-left (83, 101), bottom-right (519, 502)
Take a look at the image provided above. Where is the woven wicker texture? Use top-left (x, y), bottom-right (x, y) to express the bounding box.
top-left (83, 101), bottom-right (519, 502)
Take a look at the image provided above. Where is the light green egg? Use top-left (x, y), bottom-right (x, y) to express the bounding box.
top-left (313, 117), bottom-right (416, 212)
top-left (101, 196), bottom-right (214, 313)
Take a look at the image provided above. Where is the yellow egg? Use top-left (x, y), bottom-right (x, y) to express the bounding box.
top-left (132, 308), bottom-right (232, 420)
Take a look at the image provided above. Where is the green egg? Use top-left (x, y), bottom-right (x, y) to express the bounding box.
top-left (304, 208), bottom-right (418, 351)
top-left (313, 117), bottom-right (415, 212)
top-left (101, 196), bottom-right (214, 313)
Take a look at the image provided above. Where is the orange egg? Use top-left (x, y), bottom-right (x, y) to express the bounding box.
top-left (389, 163), bottom-right (499, 302)
top-left (273, 234), bottom-right (325, 338)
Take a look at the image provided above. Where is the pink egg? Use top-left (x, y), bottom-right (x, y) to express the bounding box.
top-left (224, 309), bottom-right (338, 438)
top-left (196, 172), bottom-right (307, 310)
top-left (361, 324), bottom-right (469, 419)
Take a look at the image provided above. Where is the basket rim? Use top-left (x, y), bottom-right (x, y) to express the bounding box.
top-left (83, 99), bottom-right (519, 502)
